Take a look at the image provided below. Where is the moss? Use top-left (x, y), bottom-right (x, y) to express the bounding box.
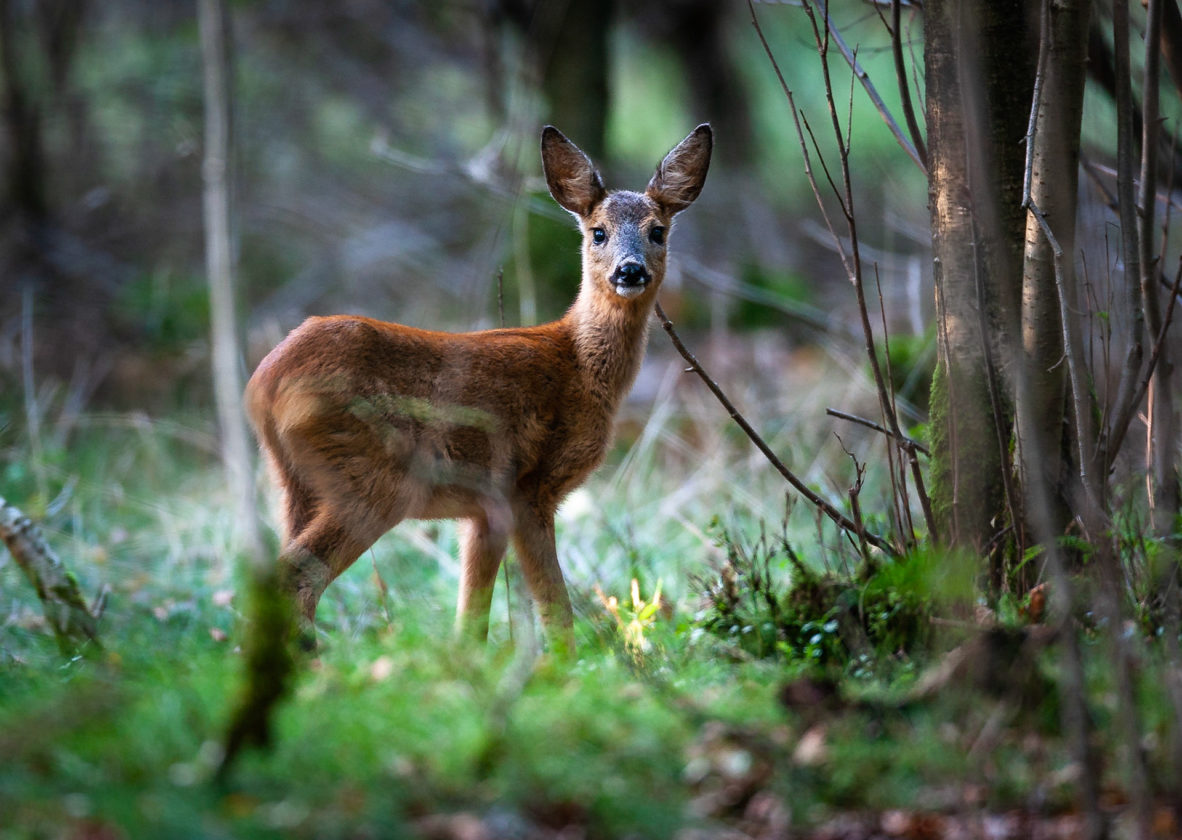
top-left (928, 360), bottom-right (1008, 552)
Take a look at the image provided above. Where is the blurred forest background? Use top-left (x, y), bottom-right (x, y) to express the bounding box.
top-left (4, 1), bottom-right (1182, 838)
top-left (0, 0), bottom-right (930, 414)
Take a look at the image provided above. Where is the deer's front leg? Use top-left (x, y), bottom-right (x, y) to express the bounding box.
top-left (456, 514), bottom-right (509, 642)
top-left (511, 505), bottom-right (575, 657)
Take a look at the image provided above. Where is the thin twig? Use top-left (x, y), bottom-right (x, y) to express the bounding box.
top-left (835, 433), bottom-right (873, 567)
top-left (1026, 200), bottom-right (1102, 514)
top-left (820, 2), bottom-right (925, 172)
top-left (826, 408), bottom-right (930, 457)
top-left (1106, 255), bottom-right (1182, 466)
top-left (496, 266), bottom-right (505, 328)
top-left (874, 267), bottom-right (917, 542)
top-left (887, 0), bottom-right (927, 168)
top-left (800, 0), bottom-right (938, 541)
top-left (654, 302), bottom-right (896, 557)
top-left (747, 0), bottom-right (852, 281)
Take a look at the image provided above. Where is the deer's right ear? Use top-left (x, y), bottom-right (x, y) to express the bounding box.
top-left (541, 126), bottom-right (607, 218)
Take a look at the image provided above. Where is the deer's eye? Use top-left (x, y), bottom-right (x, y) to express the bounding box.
top-left (649, 226), bottom-right (666, 246)
top-left (591, 228), bottom-right (607, 245)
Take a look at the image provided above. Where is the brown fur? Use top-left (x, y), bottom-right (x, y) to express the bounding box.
top-left (244, 125), bottom-right (712, 654)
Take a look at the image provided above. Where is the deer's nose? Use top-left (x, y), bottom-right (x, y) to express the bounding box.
top-left (613, 262), bottom-right (650, 287)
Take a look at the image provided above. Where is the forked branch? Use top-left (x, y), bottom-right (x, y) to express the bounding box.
top-left (654, 302), bottom-right (896, 557)
top-left (814, 1), bottom-right (926, 173)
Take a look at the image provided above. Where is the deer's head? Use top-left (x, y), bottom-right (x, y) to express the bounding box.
top-left (541, 124), bottom-right (712, 303)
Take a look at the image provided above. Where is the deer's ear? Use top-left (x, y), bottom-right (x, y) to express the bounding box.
top-left (541, 126), bottom-right (607, 218)
top-left (646, 124), bottom-right (712, 215)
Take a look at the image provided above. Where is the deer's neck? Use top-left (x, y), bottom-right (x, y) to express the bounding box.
top-left (565, 289), bottom-right (653, 413)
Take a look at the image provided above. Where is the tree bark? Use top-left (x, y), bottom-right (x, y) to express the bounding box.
top-left (925, 0), bottom-right (1035, 561)
top-left (1138, 0), bottom-right (1179, 536)
top-left (1017, 0), bottom-right (1094, 546)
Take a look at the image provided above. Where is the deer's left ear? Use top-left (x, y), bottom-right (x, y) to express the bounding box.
top-left (646, 124), bottom-right (712, 215)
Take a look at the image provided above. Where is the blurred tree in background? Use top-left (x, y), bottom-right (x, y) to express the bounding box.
top-left (0, 0), bottom-right (783, 411)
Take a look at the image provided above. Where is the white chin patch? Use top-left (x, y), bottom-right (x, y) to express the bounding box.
top-left (614, 283), bottom-right (647, 299)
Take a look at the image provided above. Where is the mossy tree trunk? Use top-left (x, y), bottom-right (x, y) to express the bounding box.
top-left (925, 0), bottom-right (1035, 573)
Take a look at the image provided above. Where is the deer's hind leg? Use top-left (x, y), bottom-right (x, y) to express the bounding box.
top-left (456, 508), bottom-right (511, 643)
top-left (270, 425), bottom-right (412, 647)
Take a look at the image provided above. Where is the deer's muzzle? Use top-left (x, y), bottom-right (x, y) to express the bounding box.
top-left (611, 262), bottom-right (651, 298)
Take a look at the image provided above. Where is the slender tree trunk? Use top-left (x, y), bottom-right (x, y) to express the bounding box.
top-left (1139, 0), bottom-right (1179, 535)
top-left (498, 0), bottom-right (610, 160)
top-left (200, 0), bottom-right (292, 777)
top-left (0, 0), bottom-right (50, 276)
top-left (1017, 0), bottom-right (1094, 547)
top-left (199, 0), bottom-right (262, 564)
top-left (925, 0), bottom-right (1034, 565)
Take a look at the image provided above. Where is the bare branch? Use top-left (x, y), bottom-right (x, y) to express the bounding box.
top-left (888, 0), bottom-right (928, 168)
top-left (654, 302), bottom-right (897, 557)
top-left (0, 496), bottom-right (101, 653)
top-left (1027, 200), bottom-right (1103, 513)
top-left (747, 0), bottom-right (853, 280)
top-left (750, 0), bottom-right (936, 542)
top-left (801, 0), bottom-right (938, 541)
top-left (826, 407), bottom-right (931, 456)
top-left (819, 2), bottom-right (925, 172)
top-left (1105, 255), bottom-right (1182, 466)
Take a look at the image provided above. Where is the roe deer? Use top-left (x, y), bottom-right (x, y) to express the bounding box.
top-left (245, 124), bottom-right (712, 654)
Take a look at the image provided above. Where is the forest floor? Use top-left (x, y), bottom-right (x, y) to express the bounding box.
top-left (2, 341), bottom-right (1180, 839)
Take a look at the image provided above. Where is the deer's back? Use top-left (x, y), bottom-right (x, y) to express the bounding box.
top-left (246, 315), bottom-right (614, 517)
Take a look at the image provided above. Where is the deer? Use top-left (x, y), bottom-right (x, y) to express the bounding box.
top-left (244, 124), bottom-right (712, 656)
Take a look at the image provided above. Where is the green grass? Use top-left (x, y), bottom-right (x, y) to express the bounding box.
top-left (2, 362), bottom-right (1179, 838)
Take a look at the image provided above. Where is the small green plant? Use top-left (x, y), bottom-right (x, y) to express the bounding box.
top-left (691, 519), bottom-right (940, 674)
top-left (594, 577), bottom-right (665, 661)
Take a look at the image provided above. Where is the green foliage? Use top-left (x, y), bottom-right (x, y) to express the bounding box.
top-left (879, 329), bottom-right (935, 413)
top-left (691, 520), bottom-right (968, 676)
top-left (729, 263), bottom-right (816, 330)
top-left (116, 269), bottom-right (211, 351)
top-left (2, 393), bottom-right (1179, 836)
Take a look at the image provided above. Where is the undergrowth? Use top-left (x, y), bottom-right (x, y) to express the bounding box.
top-left (2, 387), bottom-right (1180, 837)
top-left (689, 517), bottom-right (979, 681)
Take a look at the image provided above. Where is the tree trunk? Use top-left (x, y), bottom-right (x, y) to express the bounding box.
top-left (199, 0), bottom-right (263, 564)
top-left (925, 0), bottom-right (1035, 564)
top-left (199, 0), bottom-right (291, 776)
top-left (496, 0), bottom-right (611, 159)
top-left (1139, 0), bottom-right (1179, 536)
top-left (0, 0), bottom-right (50, 278)
top-left (1017, 0), bottom-right (1094, 547)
